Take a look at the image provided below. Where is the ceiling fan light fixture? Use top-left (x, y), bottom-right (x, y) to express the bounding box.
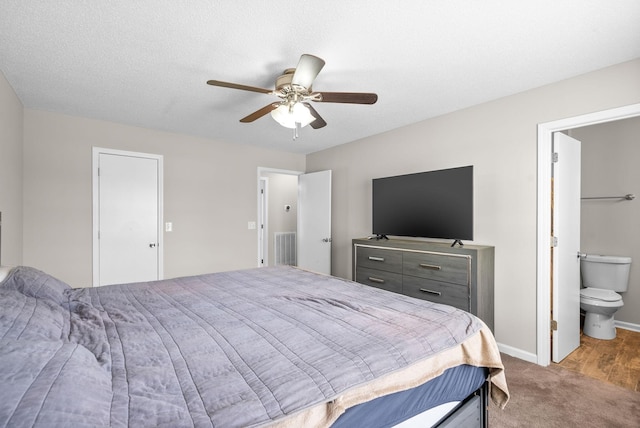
top-left (207, 54), bottom-right (377, 135)
top-left (270, 102), bottom-right (315, 129)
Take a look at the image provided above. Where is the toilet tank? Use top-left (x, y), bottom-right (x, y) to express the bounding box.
top-left (580, 254), bottom-right (632, 292)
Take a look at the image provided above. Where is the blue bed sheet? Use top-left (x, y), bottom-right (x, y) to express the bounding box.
top-left (332, 364), bottom-right (488, 428)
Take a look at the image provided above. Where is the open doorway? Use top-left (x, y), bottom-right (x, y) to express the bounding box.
top-left (257, 168), bottom-right (300, 267)
top-left (257, 167), bottom-right (333, 275)
top-left (536, 103), bottom-right (640, 366)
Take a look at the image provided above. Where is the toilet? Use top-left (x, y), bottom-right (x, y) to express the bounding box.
top-left (579, 254), bottom-right (632, 340)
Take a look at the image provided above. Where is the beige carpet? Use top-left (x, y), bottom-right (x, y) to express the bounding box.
top-left (489, 354), bottom-right (640, 427)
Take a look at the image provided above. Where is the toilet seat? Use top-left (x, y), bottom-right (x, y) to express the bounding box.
top-left (580, 288), bottom-right (623, 309)
top-left (580, 287), bottom-right (621, 302)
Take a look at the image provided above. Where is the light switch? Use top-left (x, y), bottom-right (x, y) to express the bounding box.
top-left (165, 222), bottom-right (173, 232)
top-left (248, 221), bottom-right (256, 230)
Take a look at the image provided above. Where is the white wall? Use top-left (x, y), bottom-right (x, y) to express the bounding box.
top-left (572, 117), bottom-right (640, 326)
top-left (22, 109), bottom-right (305, 287)
top-left (0, 71), bottom-right (23, 266)
top-left (306, 59), bottom-right (640, 356)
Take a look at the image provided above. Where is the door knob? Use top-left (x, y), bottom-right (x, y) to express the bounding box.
top-left (322, 238), bottom-right (332, 243)
top-left (149, 243), bottom-right (157, 248)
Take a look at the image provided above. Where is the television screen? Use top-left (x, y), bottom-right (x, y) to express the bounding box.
top-left (372, 166), bottom-right (473, 241)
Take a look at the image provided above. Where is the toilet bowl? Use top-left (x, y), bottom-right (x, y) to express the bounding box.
top-left (579, 254), bottom-right (631, 340)
top-left (579, 288), bottom-right (624, 340)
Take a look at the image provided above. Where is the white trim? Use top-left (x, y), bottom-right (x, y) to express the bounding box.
top-left (497, 342), bottom-right (538, 364)
top-left (258, 177), bottom-right (268, 267)
top-left (616, 320), bottom-right (640, 333)
top-left (257, 167), bottom-right (304, 176)
top-left (92, 147), bottom-right (164, 287)
top-left (536, 103), bottom-right (640, 366)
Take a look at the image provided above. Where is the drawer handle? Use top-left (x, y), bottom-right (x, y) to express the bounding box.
top-left (419, 288), bottom-right (442, 296)
top-left (368, 256), bottom-right (385, 262)
top-left (368, 277), bottom-right (385, 284)
top-left (419, 263), bottom-right (441, 270)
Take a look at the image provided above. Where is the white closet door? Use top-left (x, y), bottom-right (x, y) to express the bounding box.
top-left (94, 150), bottom-right (162, 286)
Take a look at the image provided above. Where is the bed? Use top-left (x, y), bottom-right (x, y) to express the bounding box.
top-left (0, 265), bottom-right (509, 427)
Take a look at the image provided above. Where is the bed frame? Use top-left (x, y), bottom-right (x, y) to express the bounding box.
top-left (433, 380), bottom-right (489, 428)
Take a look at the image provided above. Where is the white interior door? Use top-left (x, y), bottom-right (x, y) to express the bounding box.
top-left (93, 149), bottom-right (163, 286)
top-left (552, 132), bottom-right (582, 362)
top-left (297, 170), bottom-right (332, 274)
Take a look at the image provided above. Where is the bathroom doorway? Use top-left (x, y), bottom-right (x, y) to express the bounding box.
top-left (570, 117), bottom-right (640, 332)
top-left (256, 168), bottom-right (333, 274)
top-left (537, 103), bottom-right (640, 367)
top-left (257, 168), bottom-right (301, 268)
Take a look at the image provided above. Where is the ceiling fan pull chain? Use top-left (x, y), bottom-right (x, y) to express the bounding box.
top-left (293, 122), bottom-right (300, 140)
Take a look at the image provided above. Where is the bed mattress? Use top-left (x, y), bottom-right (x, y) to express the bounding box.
top-left (0, 265), bottom-right (508, 427)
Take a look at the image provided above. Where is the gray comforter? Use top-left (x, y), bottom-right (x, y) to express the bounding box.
top-left (0, 265), bottom-right (487, 427)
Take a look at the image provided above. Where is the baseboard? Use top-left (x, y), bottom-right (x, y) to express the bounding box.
top-left (497, 323), bottom-right (639, 368)
top-left (496, 342), bottom-right (537, 364)
top-left (615, 320), bottom-right (640, 332)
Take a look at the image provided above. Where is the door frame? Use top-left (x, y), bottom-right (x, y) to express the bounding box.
top-left (92, 147), bottom-right (164, 287)
top-left (536, 103), bottom-right (640, 366)
top-left (257, 167), bottom-right (303, 267)
top-left (258, 176), bottom-right (268, 267)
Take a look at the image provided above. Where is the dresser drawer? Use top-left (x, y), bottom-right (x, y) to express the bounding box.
top-left (403, 252), bottom-right (469, 285)
top-left (353, 238), bottom-right (495, 332)
top-left (403, 276), bottom-right (469, 310)
top-left (356, 246), bottom-right (403, 273)
top-left (355, 267), bottom-right (403, 294)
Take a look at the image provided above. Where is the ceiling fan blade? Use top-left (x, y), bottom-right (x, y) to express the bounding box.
top-left (303, 103), bottom-right (327, 129)
top-left (315, 92), bottom-right (378, 104)
top-left (207, 80), bottom-right (272, 94)
top-left (291, 54), bottom-right (325, 89)
top-left (240, 103), bottom-right (280, 123)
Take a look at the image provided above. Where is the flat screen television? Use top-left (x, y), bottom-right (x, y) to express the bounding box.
top-left (372, 165), bottom-right (473, 244)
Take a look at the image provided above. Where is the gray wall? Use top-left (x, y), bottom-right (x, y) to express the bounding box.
top-left (572, 117), bottom-right (640, 325)
top-left (0, 71), bottom-right (23, 266)
top-left (21, 109), bottom-right (305, 287)
top-left (306, 59), bottom-right (640, 356)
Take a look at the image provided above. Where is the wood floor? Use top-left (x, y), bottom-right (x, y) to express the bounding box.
top-left (556, 327), bottom-right (640, 392)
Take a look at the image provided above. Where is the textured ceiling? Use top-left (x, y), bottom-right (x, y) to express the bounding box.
top-left (1, 1), bottom-right (639, 154)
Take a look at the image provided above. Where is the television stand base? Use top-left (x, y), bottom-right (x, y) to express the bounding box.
top-left (368, 234), bottom-right (389, 240)
top-left (451, 239), bottom-right (464, 247)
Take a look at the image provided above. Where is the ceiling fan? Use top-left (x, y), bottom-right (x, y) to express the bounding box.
top-left (207, 54), bottom-right (378, 138)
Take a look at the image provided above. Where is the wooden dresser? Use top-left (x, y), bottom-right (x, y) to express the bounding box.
top-left (352, 238), bottom-right (495, 331)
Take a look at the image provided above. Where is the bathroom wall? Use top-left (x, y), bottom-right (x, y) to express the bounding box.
top-left (572, 116), bottom-right (640, 327)
top-left (261, 172), bottom-right (298, 266)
